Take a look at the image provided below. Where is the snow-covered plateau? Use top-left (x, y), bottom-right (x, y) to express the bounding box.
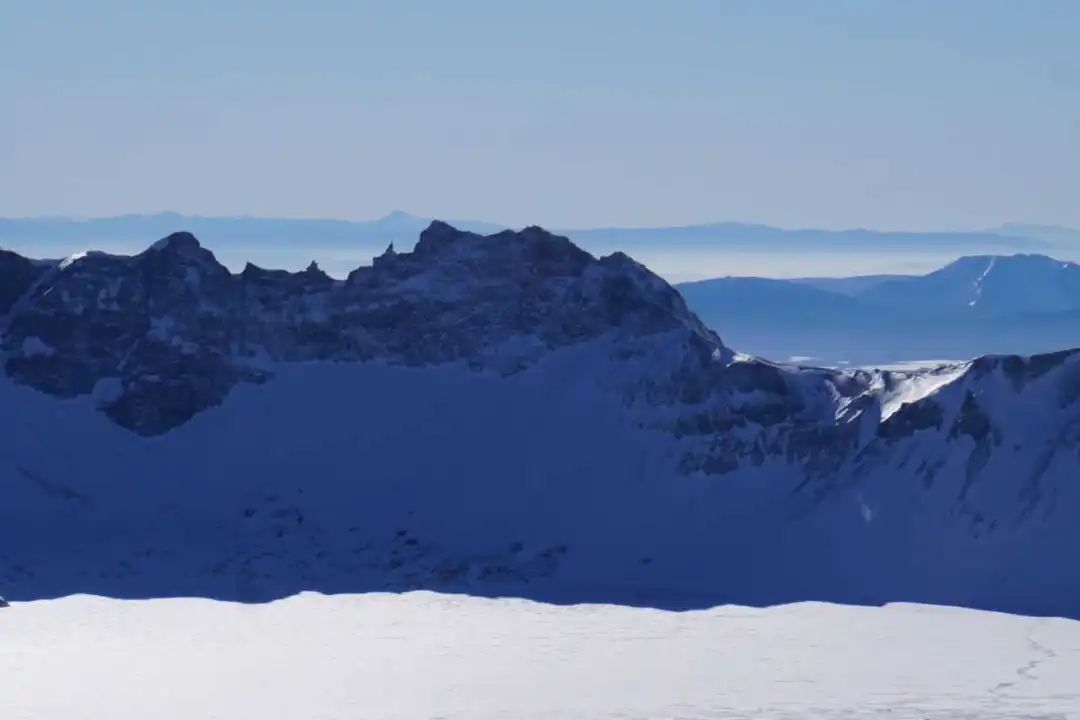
top-left (1, 591), bottom-right (1078, 719)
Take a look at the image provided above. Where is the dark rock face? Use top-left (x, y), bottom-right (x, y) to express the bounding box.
top-left (339, 223), bottom-right (703, 368)
top-left (879, 400), bottom-right (944, 440)
top-left (3, 234), bottom-right (249, 433)
top-left (950, 391), bottom-right (994, 442)
top-left (0, 250), bottom-right (47, 316)
top-left (0, 223), bottom-right (707, 434)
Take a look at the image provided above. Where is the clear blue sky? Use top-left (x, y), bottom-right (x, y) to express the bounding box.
top-left (3, 0), bottom-right (1079, 230)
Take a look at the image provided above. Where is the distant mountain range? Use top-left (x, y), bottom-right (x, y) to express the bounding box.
top-left (3, 212), bottom-right (1077, 281)
top-left (679, 254), bottom-right (1080, 366)
top-left (993, 222), bottom-right (1080, 246)
top-left (562, 221), bottom-right (1058, 253)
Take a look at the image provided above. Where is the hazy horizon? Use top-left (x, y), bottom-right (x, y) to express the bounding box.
top-left (4, 209), bottom-right (1079, 239)
top-left (5, 2), bottom-right (1080, 230)
top-left (3, 210), bottom-right (1076, 282)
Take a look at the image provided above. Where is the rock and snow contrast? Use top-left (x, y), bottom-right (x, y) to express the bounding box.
top-left (1, 223), bottom-right (1079, 618)
top-left (1, 592), bottom-right (1079, 718)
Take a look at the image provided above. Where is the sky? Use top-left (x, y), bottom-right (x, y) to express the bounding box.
top-left (3, 0), bottom-right (1079, 231)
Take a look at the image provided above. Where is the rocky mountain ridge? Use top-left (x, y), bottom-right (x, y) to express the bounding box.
top-left (1, 222), bottom-right (1078, 614)
top-left (1, 223), bottom-right (709, 434)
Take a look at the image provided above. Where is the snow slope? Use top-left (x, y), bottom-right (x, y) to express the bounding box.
top-left (1, 592), bottom-right (1078, 719)
top-left (2, 336), bottom-right (1079, 615)
top-left (1, 223), bottom-right (1079, 617)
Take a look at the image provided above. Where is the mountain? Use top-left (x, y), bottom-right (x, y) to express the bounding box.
top-left (993, 222), bottom-right (1080, 247)
top-left (676, 276), bottom-right (888, 364)
top-left (677, 276), bottom-right (868, 322)
top-left (561, 222), bottom-right (1070, 280)
top-left (1, 224), bottom-right (1079, 617)
top-left (791, 273), bottom-right (915, 296)
top-left (1, 213), bottom-right (1060, 283)
top-left (858, 254), bottom-right (1080, 315)
top-left (679, 254), bottom-right (1080, 365)
top-left (562, 221), bottom-right (1049, 254)
top-left (1, 223), bottom-right (697, 434)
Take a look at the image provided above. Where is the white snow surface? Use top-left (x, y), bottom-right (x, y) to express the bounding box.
top-left (969, 256), bottom-right (997, 307)
top-left (1, 592), bottom-right (1078, 719)
top-left (58, 250), bottom-right (89, 270)
top-left (872, 361), bottom-right (970, 420)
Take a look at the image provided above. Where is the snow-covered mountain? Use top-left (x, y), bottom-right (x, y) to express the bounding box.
top-left (680, 254), bottom-right (1080, 365)
top-left (858, 254), bottom-right (1080, 315)
top-left (1, 223), bottom-right (1079, 616)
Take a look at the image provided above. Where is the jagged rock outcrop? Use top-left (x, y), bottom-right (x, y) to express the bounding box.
top-left (2, 223), bottom-right (713, 434)
top-left (0, 249), bottom-right (47, 316)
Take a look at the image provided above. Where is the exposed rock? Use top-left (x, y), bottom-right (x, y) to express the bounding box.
top-left (0, 250), bottom-right (47, 316)
top-left (0, 223), bottom-right (714, 435)
top-left (950, 390), bottom-right (994, 442)
top-left (878, 399), bottom-right (944, 440)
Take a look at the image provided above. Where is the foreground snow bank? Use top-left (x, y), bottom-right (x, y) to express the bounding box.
top-left (1, 592), bottom-right (1078, 719)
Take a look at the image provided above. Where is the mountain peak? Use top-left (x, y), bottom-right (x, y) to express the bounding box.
top-left (148, 231), bottom-right (202, 253)
top-left (1, 221), bottom-right (723, 433)
top-left (856, 252), bottom-right (1080, 316)
top-left (373, 210), bottom-right (425, 230)
top-left (943, 252), bottom-right (1069, 270)
top-left (413, 220), bottom-right (468, 255)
